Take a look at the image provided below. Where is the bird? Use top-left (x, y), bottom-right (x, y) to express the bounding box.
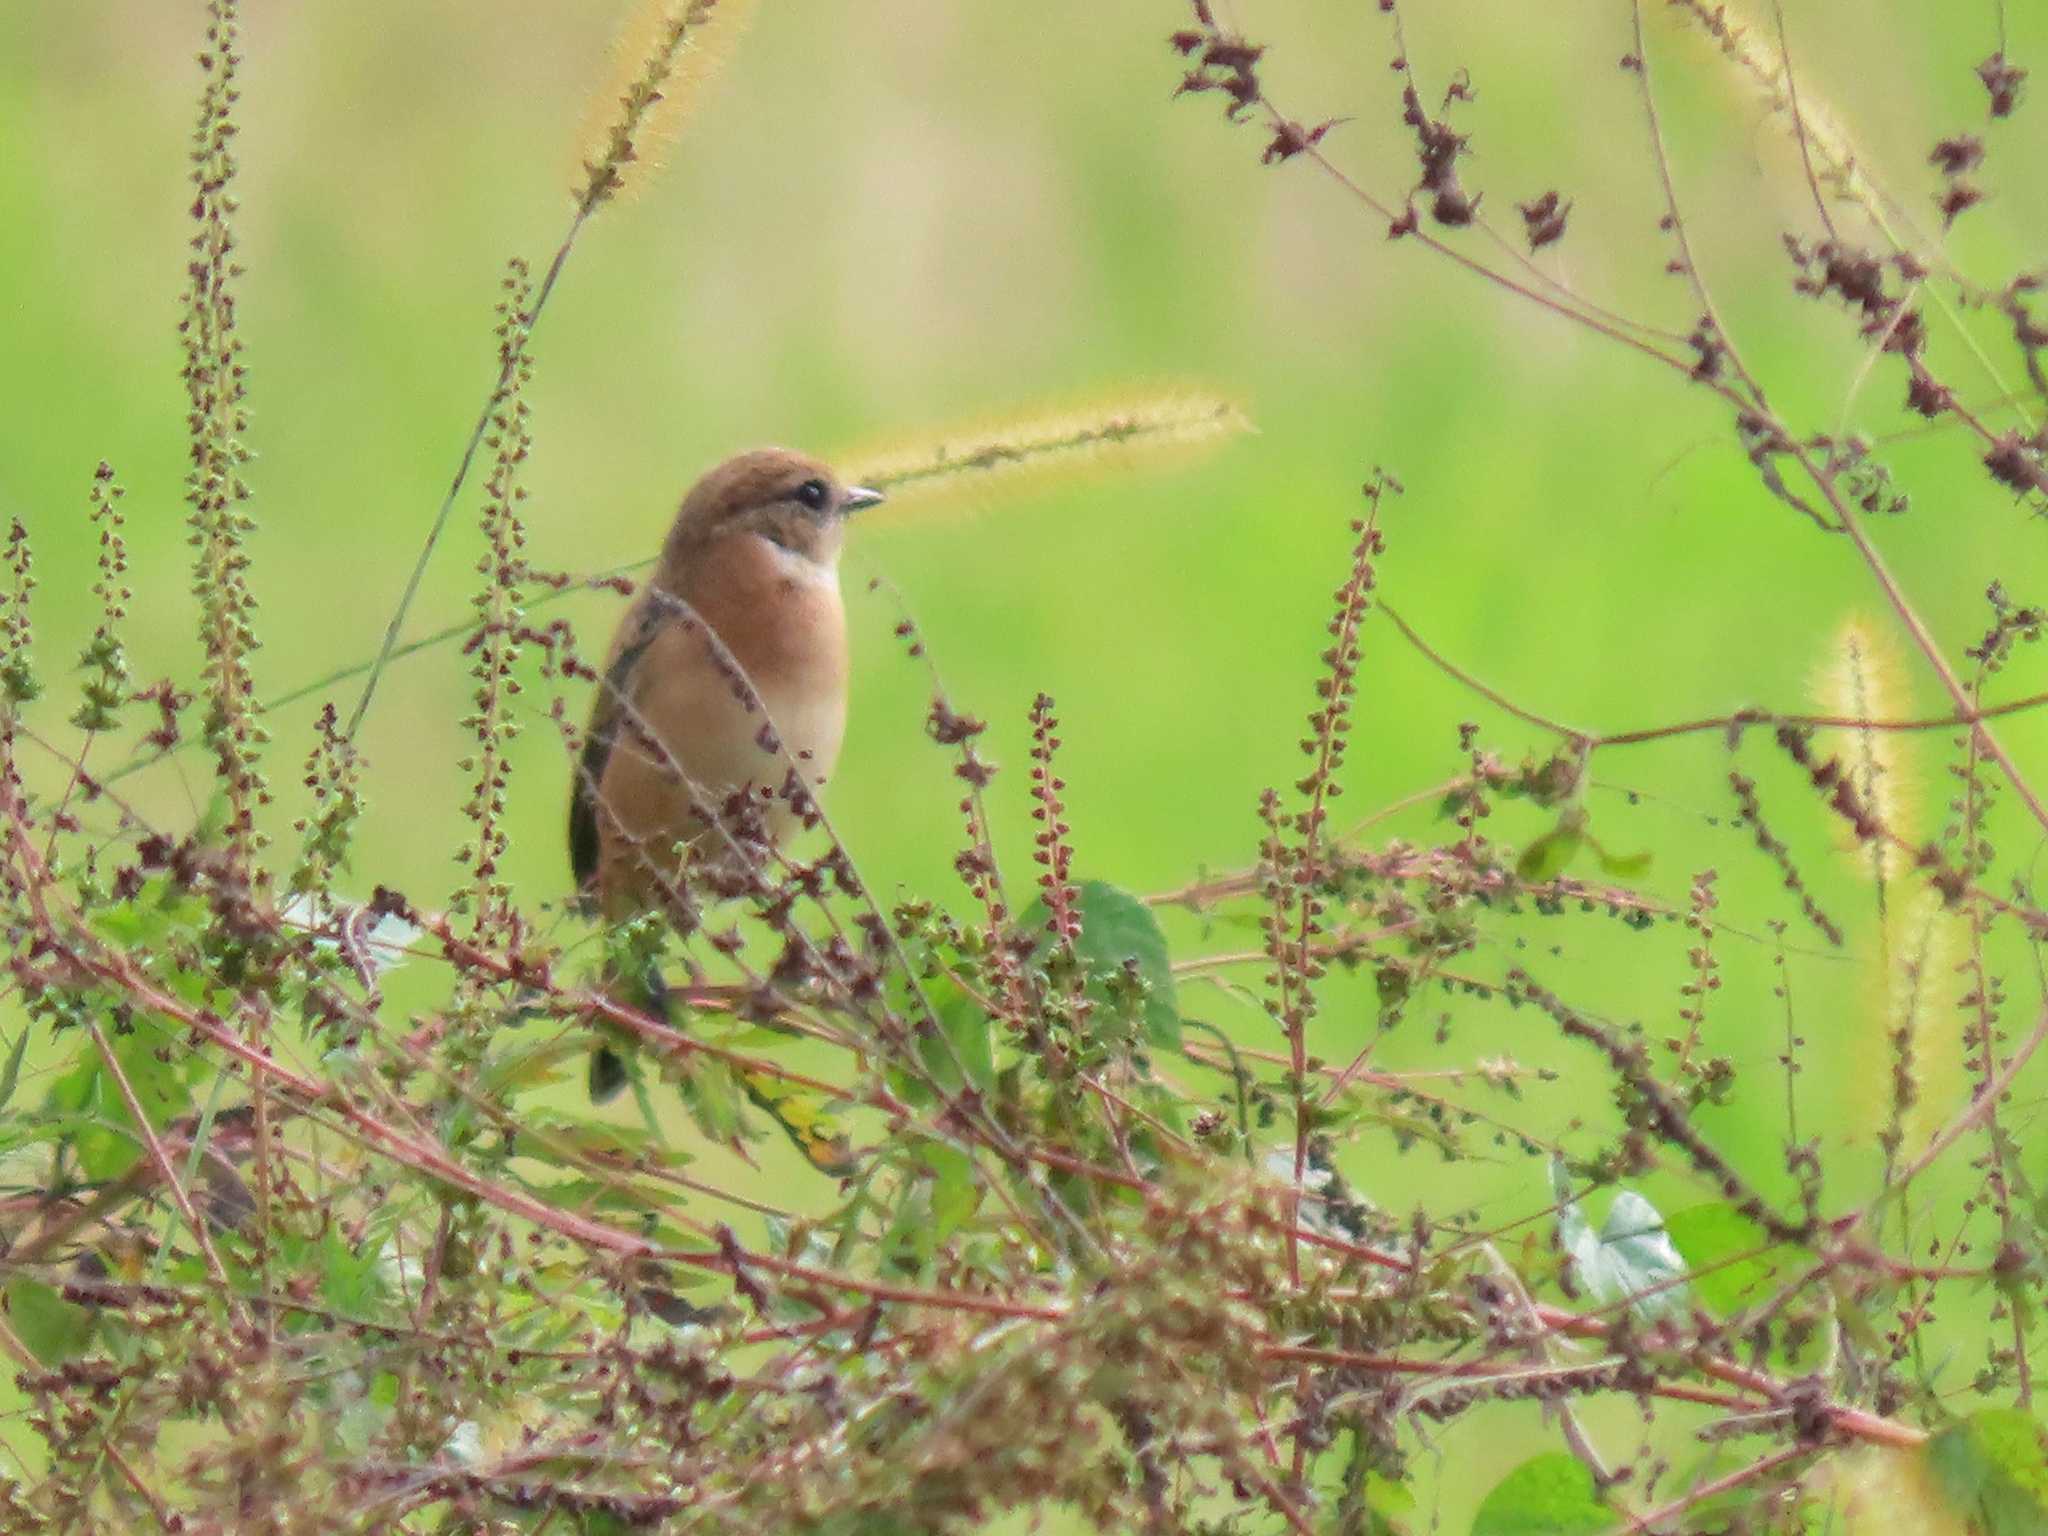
top-left (568, 447), bottom-right (882, 1099)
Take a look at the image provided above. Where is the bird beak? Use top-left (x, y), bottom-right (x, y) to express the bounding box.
top-left (840, 485), bottom-right (885, 515)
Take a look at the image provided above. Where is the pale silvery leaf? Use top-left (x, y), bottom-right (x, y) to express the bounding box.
top-left (1263, 1147), bottom-right (1358, 1238)
top-left (280, 892), bottom-right (422, 982)
top-left (1261, 1148), bottom-right (1333, 1192)
top-left (1551, 1159), bottom-right (1690, 1321)
top-left (441, 1420), bottom-right (484, 1467)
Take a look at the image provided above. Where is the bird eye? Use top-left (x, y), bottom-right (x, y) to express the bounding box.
top-left (795, 478), bottom-right (830, 511)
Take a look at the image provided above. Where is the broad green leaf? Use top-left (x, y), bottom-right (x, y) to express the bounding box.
top-left (5, 1276), bottom-right (95, 1364)
top-left (1663, 1203), bottom-right (1791, 1316)
top-left (1021, 879), bottom-right (1181, 1051)
top-left (1671, 1443), bottom-right (1830, 1532)
top-left (1664, 1203), bottom-right (1834, 1371)
top-left (45, 1029), bottom-right (199, 1183)
top-left (1470, 1452), bottom-right (1611, 1535)
top-left (91, 876), bottom-right (204, 948)
top-left (879, 1182), bottom-right (938, 1276)
top-left (522, 1175), bottom-right (669, 1216)
top-left (0, 1112), bottom-right (102, 1158)
top-left (1926, 1408), bottom-right (2048, 1535)
top-left (318, 1230), bottom-right (390, 1316)
top-left (334, 1385), bottom-right (392, 1458)
top-left (276, 1226), bottom-right (388, 1317)
top-left (917, 975), bottom-right (996, 1100)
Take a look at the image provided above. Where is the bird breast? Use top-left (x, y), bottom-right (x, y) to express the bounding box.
top-left (649, 532), bottom-right (850, 808)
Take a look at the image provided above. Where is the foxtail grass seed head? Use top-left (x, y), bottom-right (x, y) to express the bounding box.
top-left (1813, 615), bottom-right (1914, 893)
top-left (1856, 889), bottom-right (1963, 1160)
top-left (846, 389), bottom-right (1252, 524)
top-left (1671, 1), bottom-right (1874, 215)
top-left (576, 0), bottom-right (756, 214)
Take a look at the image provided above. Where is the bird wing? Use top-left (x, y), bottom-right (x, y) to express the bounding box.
top-left (568, 597), bottom-right (674, 894)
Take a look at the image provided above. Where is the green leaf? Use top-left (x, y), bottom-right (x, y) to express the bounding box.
top-left (1663, 1203), bottom-right (1834, 1371)
top-left (878, 1182), bottom-right (938, 1276)
top-left (1470, 1452), bottom-right (1611, 1535)
top-left (5, 1276), bottom-right (95, 1364)
top-left (921, 1142), bottom-right (980, 1241)
top-left (317, 1229), bottom-right (390, 1316)
top-left (479, 1036), bottom-right (585, 1096)
top-left (45, 1029), bottom-right (199, 1183)
top-left (0, 1025), bottom-right (27, 1111)
top-left (334, 1384), bottom-right (392, 1458)
top-left (740, 1071), bottom-right (857, 1177)
top-left (1926, 1408), bottom-right (2048, 1534)
top-left (1662, 1203), bottom-right (1791, 1316)
top-left (91, 876), bottom-right (205, 948)
top-left (918, 976), bottom-right (996, 1099)
top-left (522, 1176), bottom-right (668, 1216)
top-left (520, 1109), bottom-right (686, 1166)
top-left (675, 1057), bottom-right (745, 1144)
top-left (1021, 880), bottom-right (1181, 1051)
top-left (0, 1112), bottom-right (101, 1158)
top-left (1591, 842), bottom-right (1652, 878)
top-left (1516, 818), bottom-right (1585, 883)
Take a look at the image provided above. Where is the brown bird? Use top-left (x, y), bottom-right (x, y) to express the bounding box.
top-left (571, 447), bottom-right (882, 912)
top-left (569, 448), bottom-right (881, 1097)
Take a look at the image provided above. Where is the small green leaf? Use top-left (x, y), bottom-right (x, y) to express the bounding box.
top-left (921, 1142), bottom-right (980, 1241)
top-left (0, 1025), bottom-right (27, 1111)
top-left (740, 1071), bottom-right (857, 1177)
top-left (1470, 1452), bottom-right (1611, 1535)
top-left (334, 1386), bottom-right (391, 1458)
top-left (478, 1036), bottom-right (585, 1096)
top-left (5, 1276), bottom-right (95, 1364)
top-left (521, 1109), bottom-right (684, 1165)
top-left (523, 1176), bottom-right (668, 1216)
top-left (312, 1230), bottom-right (388, 1315)
top-left (1516, 820), bottom-right (1584, 883)
top-left (675, 1058), bottom-right (745, 1144)
top-left (1926, 1408), bottom-right (2048, 1535)
top-left (1592, 843), bottom-right (1652, 878)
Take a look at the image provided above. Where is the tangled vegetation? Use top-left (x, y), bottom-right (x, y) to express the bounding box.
top-left (2, 2), bottom-right (2045, 1531)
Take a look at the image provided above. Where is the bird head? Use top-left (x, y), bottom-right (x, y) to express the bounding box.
top-left (663, 447), bottom-right (883, 572)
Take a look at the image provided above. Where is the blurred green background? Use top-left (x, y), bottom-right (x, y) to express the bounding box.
top-left (4, 0), bottom-right (2046, 1523)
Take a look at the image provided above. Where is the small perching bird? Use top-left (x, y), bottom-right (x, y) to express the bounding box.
top-left (569, 448), bottom-right (882, 1096)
